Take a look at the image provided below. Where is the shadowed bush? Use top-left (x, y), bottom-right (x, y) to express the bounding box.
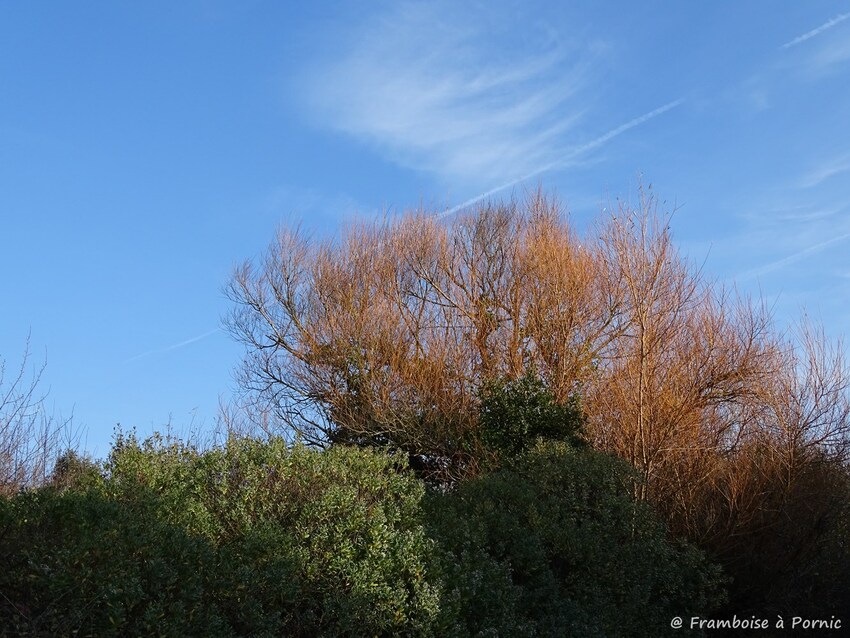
top-left (426, 442), bottom-right (726, 637)
top-left (0, 485), bottom-right (226, 636)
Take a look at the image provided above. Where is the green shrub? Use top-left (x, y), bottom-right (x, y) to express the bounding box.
top-left (0, 432), bottom-right (729, 636)
top-left (0, 434), bottom-right (439, 637)
top-left (0, 486), bottom-right (227, 636)
top-left (189, 438), bottom-right (441, 636)
top-left (478, 371), bottom-right (585, 464)
top-left (49, 449), bottom-right (103, 491)
top-left (426, 442), bottom-right (726, 637)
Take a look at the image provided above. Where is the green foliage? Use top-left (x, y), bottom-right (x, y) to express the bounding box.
top-left (426, 442), bottom-right (726, 637)
top-left (0, 429), bottom-right (728, 636)
top-left (478, 371), bottom-right (584, 463)
top-left (191, 437), bottom-right (440, 636)
top-left (0, 434), bottom-right (439, 637)
top-left (49, 449), bottom-right (102, 491)
top-left (0, 485), bottom-right (226, 636)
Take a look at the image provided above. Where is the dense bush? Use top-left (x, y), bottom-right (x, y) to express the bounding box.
top-left (426, 442), bottom-right (726, 637)
top-left (5, 429), bottom-right (844, 635)
top-left (0, 435), bottom-right (439, 636)
top-left (478, 369), bottom-right (585, 464)
top-left (0, 483), bottom-right (226, 636)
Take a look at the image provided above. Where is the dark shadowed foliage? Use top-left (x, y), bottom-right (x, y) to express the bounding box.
top-left (425, 442), bottom-right (726, 637)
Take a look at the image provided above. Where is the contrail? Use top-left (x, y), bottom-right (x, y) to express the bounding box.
top-left (782, 12), bottom-right (850, 48)
top-left (124, 328), bottom-right (221, 363)
top-left (439, 98), bottom-right (684, 218)
top-left (737, 231), bottom-right (850, 281)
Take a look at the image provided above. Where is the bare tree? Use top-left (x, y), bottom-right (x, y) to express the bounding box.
top-left (1, 337), bottom-right (75, 494)
top-left (578, 190), bottom-right (850, 602)
top-left (757, 321), bottom-right (850, 464)
top-left (225, 187), bottom-right (850, 498)
top-left (585, 189), bottom-right (780, 504)
top-left (225, 194), bottom-right (623, 481)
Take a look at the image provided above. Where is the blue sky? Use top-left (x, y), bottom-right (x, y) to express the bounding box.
top-left (2, 2), bottom-right (849, 457)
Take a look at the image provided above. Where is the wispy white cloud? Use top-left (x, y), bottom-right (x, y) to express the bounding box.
top-left (124, 329), bottom-right (220, 364)
top-left (440, 98), bottom-right (684, 216)
top-left (799, 154), bottom-right (850, 188)
top-left (789, 34), bottom-right (850, 79)
top-left (736, 231), bottom-right (850, 281)
top-left (782, 12), bottom-right (850, 49)
top-left (302, 2), bottom-right (602, 188)
top-left (740, 203), bottom-right (845, 226)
